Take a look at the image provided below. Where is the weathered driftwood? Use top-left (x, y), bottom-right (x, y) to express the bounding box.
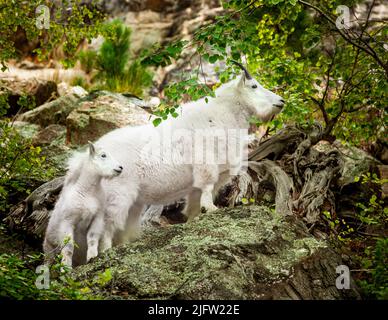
top-left (5, 176), bottom-right (64, 241)
top-left (3, 124), bottom-right (345, 241)
top-left (217, 124), bottom-right (342, 226)
top-left (248, 125), bottom-right (307, 161)
top-left (249, 160), bottom-right (294, 216)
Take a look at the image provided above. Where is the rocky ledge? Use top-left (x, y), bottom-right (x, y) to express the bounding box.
top-left (74, 206), bottom-right (361, 300)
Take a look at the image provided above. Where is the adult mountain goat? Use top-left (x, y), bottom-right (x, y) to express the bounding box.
top-left (95, 61), bottom-right (285, 249)
top-left (43, 143), bottom-right (123, 267)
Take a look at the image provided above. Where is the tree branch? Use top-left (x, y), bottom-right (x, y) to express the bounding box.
top-left (310, 97), bottom-right (329, 125)
top-left (298, 0), bottom-right (388, 77)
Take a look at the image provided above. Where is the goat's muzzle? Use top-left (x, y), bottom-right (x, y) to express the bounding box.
top-left (275, 99), bottom-right (285, 109)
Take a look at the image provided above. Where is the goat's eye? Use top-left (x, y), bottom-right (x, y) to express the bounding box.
top-left (252, 84), bottom-right (258, 89)
top-left (101, 153), bottom-right (106, 158)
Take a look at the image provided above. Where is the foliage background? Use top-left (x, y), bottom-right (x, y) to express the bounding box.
top-left (0, 0), bottom-right (386, 299)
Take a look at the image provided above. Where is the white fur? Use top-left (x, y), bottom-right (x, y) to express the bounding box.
top-left (43, 143), bottom-right (123, 267)
top-left (95, 72), bottom-right (284, 249)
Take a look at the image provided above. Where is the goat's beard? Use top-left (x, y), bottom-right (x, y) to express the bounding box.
top-left (257, 111), bottom-right (279, 124)
top-left (248, 114), bottom-right (276, 134)
top-left (102, 172), bottom-right (120, 179)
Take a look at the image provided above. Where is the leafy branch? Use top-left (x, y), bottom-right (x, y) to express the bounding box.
top-left (298, 0), bottom-right (388, 78)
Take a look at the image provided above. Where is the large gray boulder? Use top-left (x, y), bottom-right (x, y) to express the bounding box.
top-left (0, 77), bottom-right (58, 115)
top-left (66, 91), bottom-right (152, 145)
top-left (17, 93), bottom-right (82, 127)
top-left (74, 206), bottom-right (361, 300)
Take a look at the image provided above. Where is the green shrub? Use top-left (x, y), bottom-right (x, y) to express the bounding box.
top-left (0, 223), bottom-right (111, 300)
top-left (96, 19), bottom-right (131, 80)
top-left (0, 0), bottom-right (105, 70)
top-left (78, 19), bottom-right (153, 96)
top-left (77, 50), bottom-right (98, 74)
top-left (358, 238), bottom-right (388, 300)
top-left (70, 76), bottom-right (89, 90)
top-left (0, 121), bottom-right (54, 214)
top-left (354, 173), bottom-right (388, 227)
top-left (0, 252), bottom-right (96, 300)
top-left (98, 59), bottom-right (153, 96)
top-left (0, 252), bottom-right (45, 299)
top-left (0, 93), bottom-right (56, 213)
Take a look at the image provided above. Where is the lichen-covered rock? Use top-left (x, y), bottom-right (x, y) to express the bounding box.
top-left (17, 93), bottom-right (82, 127)
top-left (0, 77), bottom-right (58, 115)
top-left (66, 91), bottom-right (151, 145)
top-left (74, 206), bottom-right (361, 300)
top-left (57, 82), bottom-right (88, 98)
top-left (11, 121), bottom-right (41, 139)
top-left (8, 121), bottom-right (71, 178)
top-left (32, 124), bottom-right (66, 146)
top-left (32, 124), bottom-right (72, 175)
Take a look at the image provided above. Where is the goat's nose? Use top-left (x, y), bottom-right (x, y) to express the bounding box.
top-left (114, 166), bottom-right (123, 174)
top-left (275, 99), bottom-right (285, 109)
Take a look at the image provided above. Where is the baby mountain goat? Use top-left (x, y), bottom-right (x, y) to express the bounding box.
top-left (94, 61), bottom-right (285, 250)
top-left (43, 142), bottom-right (123, 267)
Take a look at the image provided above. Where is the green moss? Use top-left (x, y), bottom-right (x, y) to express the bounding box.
top-left (12, 122), bottom-right (40, 139)
top-left (74, 206), bottom-right (328, 299)
top-left (73, 113), bottom-right (90, 129)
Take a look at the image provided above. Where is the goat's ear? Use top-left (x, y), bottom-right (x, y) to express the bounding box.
top-left (88, 141), bottom-right (96, 156)
top-left (237, 72), bottom-right (246, 88)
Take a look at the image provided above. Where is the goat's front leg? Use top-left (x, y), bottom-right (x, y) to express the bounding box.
top-left (100, 228), bottom-right (113, 253)
top-left (192, 165), bottom-right (219, 215)
top-left (60, 224), bottom-right (75, 268)
top-left (43, 238), bottom-right (57, 266)
top-left (118, 203), bottom-right (145, 245)
top-left (200, 184), bottom-right (218, 212)
top-left (102, 182), bottom-right (140, 248)
top-left (183, 189), bottom-right (202, 221)
top-left (86, 214), bottom-right (104, 262)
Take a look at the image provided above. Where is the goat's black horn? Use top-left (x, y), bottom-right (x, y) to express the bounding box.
top-left (230, 60), bottom-right (252, 80)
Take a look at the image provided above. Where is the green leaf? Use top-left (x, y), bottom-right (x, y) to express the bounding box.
top-left (209, 55), bottom-right (218, 63)
top-left (153, 118), bottom-right (162, 127)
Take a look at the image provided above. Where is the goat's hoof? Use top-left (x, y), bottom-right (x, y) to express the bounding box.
top-left (202, 204), bottom-right (218, 213)
top-left (86, 250), bottom-right (98, 263)
top-left (184, 213), bottom-right (199, 222)
top-left (60, 265), bottom-right (72, 273)
top-left (86, 252), bottom-right (98, 263)
top-left (87, 256), bottom-right (97, 264)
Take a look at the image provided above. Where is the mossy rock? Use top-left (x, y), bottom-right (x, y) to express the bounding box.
top-left (17, 93), bottom-right (82, 127)
top-left (74, 206), bottom-right (361, 300)
top-left (65, 91), bottom-right (151, 145)
top-left (0, 78), bottom-right (58, 116)
top-left (12, 121), bottom-right (41, 139)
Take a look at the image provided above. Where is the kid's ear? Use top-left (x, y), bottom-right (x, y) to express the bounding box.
top-left (88, 141), bottom-right (95, 156)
